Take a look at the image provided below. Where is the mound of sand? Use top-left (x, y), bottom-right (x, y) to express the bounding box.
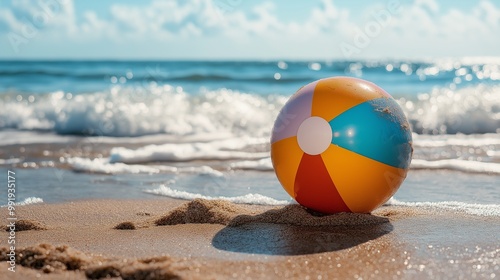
top-left (154, 199), bottom-right (389, 227)
top-left (114, 221), bottom-right (136, 230)
top-left (229, 204), bottom-right (389, 227)
top-left (3, 219), bottom-right (47, 232)
top-left (0, 244), bottom-right (181, 279)
top-left (155, 199), bottom-right (255, 226)
top-left (0, 244), bottom-right (91, 273)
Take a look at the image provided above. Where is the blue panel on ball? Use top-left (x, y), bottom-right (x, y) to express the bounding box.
top-left (329, 97), bottom-right (412, 169)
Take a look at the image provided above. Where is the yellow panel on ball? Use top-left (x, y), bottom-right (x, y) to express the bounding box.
top-left (321, 145), bottom-right (408, 213)
top-left (311, 77), bottom-right (390, 122)
top-left (271, 136), bottom-right (304, 198)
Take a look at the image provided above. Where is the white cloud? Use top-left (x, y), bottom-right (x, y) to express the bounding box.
top-left (3, 0), bottom-right (76, 33)
top-left (80, 11), bottom-right (114, 38)
top-left (415, 0), bottom-right (439, 13)
top-left (346, 0), bottom-right (500, 58)
top-left (0, 0), bottom-right (499, 59)
top-left (478, 0), bottom-right (500, 27)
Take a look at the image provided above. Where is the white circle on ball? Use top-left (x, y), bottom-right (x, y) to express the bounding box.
top-left (297, 116), bottom-right (333, 155)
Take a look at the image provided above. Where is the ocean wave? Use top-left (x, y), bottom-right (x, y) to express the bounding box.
top-left (0, 69), bottom-right (68, 76)
top-left (487, 150), bottom-right (500, 158)
top-left (109, 137), bottom-right (268, 164)
top-left (0, 68), bottom-right (313, 83)
top-left (0, 83), bottom-right (499, 137)
top-left (1, 196), bottom-right (44, 207)
top-left (67, 157), bottom-right (224, 176)
top-left (385, 198), bottom-right (500, 217)
top-left (0, 58), bottom-right (493, 79)
top-left (0, 130), bottom-right (233, 146)
top-left (412, 133), bottom-right (500, 147)
top-left (402, 84), bottom-right (500, 134)
top-left (165, 73), bottom-right (313, 83)
top-left (411, 159), bottom-right (500, 174)
top-left (0, 86), bottom-right (285, 137)
top-left (0, 158), bottom-right (23, 164)
top-left (145, 185), bottom-right (290, 205)
top-left (230, 158), bottom-right (273, 171)
top-left (0, 69), bottom-right (110, 79)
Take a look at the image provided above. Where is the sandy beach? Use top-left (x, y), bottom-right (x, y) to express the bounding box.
top-left (2, 0), bottom-right (500, 279)
top-left (1, 198), bottom-right (498, 279)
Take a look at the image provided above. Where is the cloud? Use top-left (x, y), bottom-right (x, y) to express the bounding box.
top-left (0, 0), bottom-right (499, 59)
top-left (337, 0), bottom-right (500, 58)
top-left (0, 0), bottom-right (348, 40)
top-left (1, 0), bottom-right (76, 34)
top-left (415, 0), bottom-right (439, 13)
top-left (478, 0), bottom-right (500, 27)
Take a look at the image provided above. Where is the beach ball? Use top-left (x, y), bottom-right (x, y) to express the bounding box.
top-left (271, 77), bottom-right (412, 214)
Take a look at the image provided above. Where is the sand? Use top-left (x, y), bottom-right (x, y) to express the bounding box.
top-left (1, 198), bottom-right (499, 279)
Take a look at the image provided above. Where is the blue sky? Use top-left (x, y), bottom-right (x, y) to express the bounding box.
top-left (0, 0), bottom-right (499, 60)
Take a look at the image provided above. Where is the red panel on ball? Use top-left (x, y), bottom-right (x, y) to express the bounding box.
top-left (294, 153), bottom-right (351, 213)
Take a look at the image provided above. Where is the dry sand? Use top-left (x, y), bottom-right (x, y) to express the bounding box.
top-left (1, 198), bottom-right (499, 279)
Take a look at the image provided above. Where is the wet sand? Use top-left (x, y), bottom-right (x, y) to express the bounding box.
top-left (1, 198), bottom-right (499, 279)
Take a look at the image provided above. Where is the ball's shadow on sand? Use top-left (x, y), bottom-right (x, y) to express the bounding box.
top-left (152, 199), bottom-right (393, 256)
top-left (212, 214), bottom-right (393, 256)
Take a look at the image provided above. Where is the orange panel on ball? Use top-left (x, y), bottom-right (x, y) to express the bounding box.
top-left (311, 77), bottom-right (389, 122)
top-left (271, 136), bottom-right (304, 198)
top-left (294, 153), bottom-right (351, 213)
top-left (321, 145), bottom-right (408, 213)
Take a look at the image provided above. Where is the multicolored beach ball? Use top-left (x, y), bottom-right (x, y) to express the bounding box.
top-left (271, 77), bottom-right (413, 214)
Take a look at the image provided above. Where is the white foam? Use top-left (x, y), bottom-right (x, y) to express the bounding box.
top-left (109, 137), bottom-right (269, 164)
top-left (412, 133), bottom-right (500, 148)
top-left (144, 185), bottom-right (290, 206)
top-left (67, 157), bottom-right (223, 176)
top-left (411, 159), bottom-right (500, 174)
top-left (0, 85), bottom-right (285, 137)
top-left (402, 84), bottom-right (500, 134)
top-left (1, 83), bottom-right (498, 138)
top-left (1, 196), bottom-right (44, 207)
top-left (385, 197), bottom-right (500, 217)
top-left (0, 158), bottom-right (23, 164)
top-left (0, 130), bottom-right (80, 146)
top-left (486, 150), bottom-right (500, 158)
top-left (68, 157), bottom-right (171, 174)
top-left (17, 196), bottom-right (44, 205)
top-left (230, 157), bottom-right (273, 171)
top-left (0, 130), bottom-right (236, 147)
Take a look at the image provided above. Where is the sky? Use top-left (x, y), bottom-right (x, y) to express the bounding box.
top-left (0, 0), bottom-right (499, 60)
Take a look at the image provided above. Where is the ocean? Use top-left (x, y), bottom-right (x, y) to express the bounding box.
top-left (0, 59), bottom-right (499, 215)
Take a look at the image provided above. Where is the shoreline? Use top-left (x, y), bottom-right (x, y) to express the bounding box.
top-left (1, 198), bottom-right (499, 279)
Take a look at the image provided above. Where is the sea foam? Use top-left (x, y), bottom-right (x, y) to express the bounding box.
top-left (1, 196), bottom-right (44, 207)
top-left (0, 83), bottom-right (499, 137)
top-left (411, 159), bottom-right (500, 174)
top-left (109, 137), bottom-right (269, 164)
top-left (402, 84), bottom-right (500, 134)
top-left (67, 157), bottom-right (223, 176)
top-left (385, 198), bottom-right (500, 217)
top-left (0, 86), bottom-right (285, 137)
top-left (145, 185), bottom-right (290, 206)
